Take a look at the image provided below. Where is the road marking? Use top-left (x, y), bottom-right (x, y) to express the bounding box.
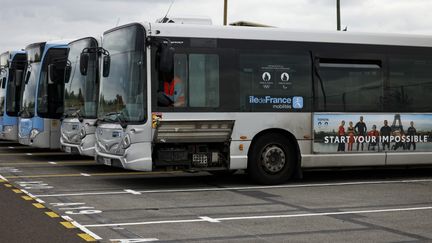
top-left (4, 184), bottom-right (12, 188)
top-left (48, 161), bottom-right (57, 165)
top-left (61, 221), bottom-right (76, 229)
top-left (78, 233), bottom-right (97, 242)
top-left (125, 189), bottom-right (142, 195)
top-left (0, 174), bottom-right (8, 182)
top-left (33, 203), bottom-right (45, 209)
top-left (22, 196), bottom-right (34, 201)
top-left (26, 153), bottom-right (32, 156)
top-left (5, 171), bottom-right (178, 179)
top-left (83, 206), bottom-right (432, 228)
top-left (45, 212), bottom-right (60, 218)
top-left (34, 178), bottom-right (432, 198)
top-left (63, 216), bottom-right (102, 240)
top-left (200, 216), bottom-right (221, 223)
top-left (110, 239), bottom-right (159, 242)
top-left (12, 189), bottom-right (23, 194)
top-left (81, 173), bottom-right (91, 177)
top-left (8, 146), bottom-right (14, 149)
top-left (0, 161), bottom-right (94, 166)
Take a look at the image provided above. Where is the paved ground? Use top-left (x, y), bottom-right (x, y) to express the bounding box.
top-left (0, 141), bottom-right (431, 242)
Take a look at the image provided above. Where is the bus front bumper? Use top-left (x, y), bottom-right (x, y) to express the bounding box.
top-left (61, 134), bottom-right (96, 157)
top-left (0, 125), bottom-right (18, 141)
top-left (95, 142), bottom-right (152, 171)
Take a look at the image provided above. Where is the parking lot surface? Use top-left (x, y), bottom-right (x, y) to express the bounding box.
top-left (0, 141), bottom-right (431, 242)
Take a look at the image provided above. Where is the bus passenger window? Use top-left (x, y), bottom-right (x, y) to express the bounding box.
top-left (159, 53), bottom-right (220, 109)
top-left (316, 60), bottom-right (383, 112)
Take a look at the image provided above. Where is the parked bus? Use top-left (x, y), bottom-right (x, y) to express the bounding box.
top-left (19, 41), bottom-right (69, 149)
top-left (61, 37), bottom-right (99, 156)
top-left (0, 51), bottom-right (27, 141)
top-left (93, 22), bottom-right (432, 184)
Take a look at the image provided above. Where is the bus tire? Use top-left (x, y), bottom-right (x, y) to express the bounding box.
top-left (248, 133), bottom-right (296, 185)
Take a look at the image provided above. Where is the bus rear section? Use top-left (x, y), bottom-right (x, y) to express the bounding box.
top-left (19, 41), bottom-right (68, 149)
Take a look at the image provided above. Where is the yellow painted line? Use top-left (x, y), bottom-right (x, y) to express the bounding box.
top-left (5, 171), bottom-right (181, 179)
top-left (12, 189), bottom-right (23, 194)
top-left (22, 196), bottom-right (34, 201)
top-left (32, 203), bottom-right (45, 209)
top-left (0, 179), bottom-right (5, 183)
top-left (4, 184), bottom-right (12, 188)
top-left (61, 222), bottom-right (76, 229)
top-left (45, 211), bottom-right (60, 218)
top-left (78, 233), bottom-right (96, 242)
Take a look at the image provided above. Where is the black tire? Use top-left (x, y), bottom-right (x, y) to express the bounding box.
top-left (248, 133), bottom-right (296, 185)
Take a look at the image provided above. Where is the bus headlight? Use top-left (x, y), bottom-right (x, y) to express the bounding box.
top-left (80, 127), bottom-right (86, 139)
top-left (121, 134), bottom-right (131, 149)
top-left (30, 129), bottom-right (40, 140)
top-left (3, 125), bottom-right (13, 133)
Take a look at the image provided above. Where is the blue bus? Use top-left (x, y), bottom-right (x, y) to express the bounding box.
top-left (19, 41), bottom-right (69, 149)
top-left (0, 51), bottom-right (27, 141)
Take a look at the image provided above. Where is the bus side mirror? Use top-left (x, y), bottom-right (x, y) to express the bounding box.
top-left (48, 64), bottom-right (56, 84)
top-left (64, 64), bottom-right (71, 83)
top-left (25, 71), bottom-right (30, 84)
top-left (80, 53), bottom-right (89, 76)
top-left (1, 77), bottom-right (6, 89)
top-left (102, 55), bottom-right (110, 77)
top-left (159, 44), bottom-right (174, 74)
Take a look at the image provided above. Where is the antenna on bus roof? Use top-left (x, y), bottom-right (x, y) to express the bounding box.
top-left (160, 0), bottom-right (176, 23)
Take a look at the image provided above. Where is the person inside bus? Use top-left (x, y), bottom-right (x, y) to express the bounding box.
top-left (354, 116), bottom-right (367, 151)
top-left (380, 120), bottom-right (392, 150)
top-left (337, 120), bottom-right (346, 152)
top-left (163, 75), bottom-right (185, 107)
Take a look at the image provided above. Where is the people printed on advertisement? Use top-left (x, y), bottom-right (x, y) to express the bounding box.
top-left (380, 120), bottom-right (392, 151)
top-left (407, 121), bottom-right (417, 150)
top-left (314, 114), bottom-right (431, 153)
top-left (355, 116), bottom-right (367, 151)
top-left (337, 120), bottom-right (345, 152)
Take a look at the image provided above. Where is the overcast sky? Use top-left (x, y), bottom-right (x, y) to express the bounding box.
top-left (1, 0), bottom-right (431, 51)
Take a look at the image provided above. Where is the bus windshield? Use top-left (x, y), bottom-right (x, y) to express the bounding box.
top-left (98, 24), bottom-right (145, 123)
top-left (64, 38), bottom-right (98, 119)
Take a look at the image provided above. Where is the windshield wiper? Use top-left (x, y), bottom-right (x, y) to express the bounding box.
top-left (101, 111), bottom-right (128, 128)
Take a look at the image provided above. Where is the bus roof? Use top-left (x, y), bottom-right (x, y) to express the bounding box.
top-left (142, 22), bottom-right (432, 48)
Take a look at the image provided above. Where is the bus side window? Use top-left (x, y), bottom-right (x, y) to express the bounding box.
top-left (159, 54), bottom-right (188, 107)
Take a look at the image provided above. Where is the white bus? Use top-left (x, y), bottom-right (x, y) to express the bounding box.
top-left (93, 22), bottom-right (432, 184)
top-left (61, 37), bottom-right (99, 156)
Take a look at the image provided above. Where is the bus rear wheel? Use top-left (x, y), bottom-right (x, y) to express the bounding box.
top-left (248, 133), bottom-right (295, 185)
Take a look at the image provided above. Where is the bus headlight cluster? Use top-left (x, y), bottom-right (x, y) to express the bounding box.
top-left (3, 125), bottom-right (13, 133)
top-left (121, 134), bottom-right (131, 149)
top-left (80, 127), bottom-right (86, 139)
top-left (30, 129), bottom-right (40, 140)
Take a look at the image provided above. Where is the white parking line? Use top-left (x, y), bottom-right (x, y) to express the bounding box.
top-left (80, 173), bottom-right (91, 177)
top-left (33, 178), bottom-right (432, 198)
top-left (62, 216), bottom-right (102, 240)
top-left (110, 238), bottom-right (159, 242)
top-left (83, 206), bottom-right (432, 228)
top-left (48, 162), bottom-right (57, 165)
top-left (124, 189), bottom-right (142, 195)
top-left (0, 174), bottom-right (8, 181)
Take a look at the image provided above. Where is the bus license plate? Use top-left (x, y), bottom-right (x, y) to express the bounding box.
top-left (103, 158), bottom-right (111, 166)
top-left (65, 147), bottom-right (71, 153)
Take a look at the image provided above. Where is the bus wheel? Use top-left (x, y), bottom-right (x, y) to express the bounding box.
top-left (248, 133), bottom-right (295, 185)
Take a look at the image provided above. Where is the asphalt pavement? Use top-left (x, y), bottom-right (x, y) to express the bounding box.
top-left (0, 141), bottom-right (431, 242)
